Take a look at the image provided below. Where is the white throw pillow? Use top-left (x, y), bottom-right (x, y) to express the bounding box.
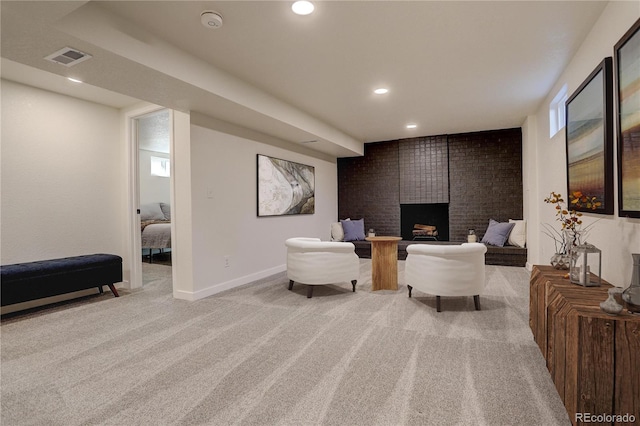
top-left (140, 203), bottom-right (165, 221)
top-left (508, 219), bottom-right (526, 248)
top-left (331, 222), bottom-right (345, 241)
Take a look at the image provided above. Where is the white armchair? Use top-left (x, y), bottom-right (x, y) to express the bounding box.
top-left (285, 237), bottom-right (360, 298)
top-left (404, 243), bottom-right (487, 312)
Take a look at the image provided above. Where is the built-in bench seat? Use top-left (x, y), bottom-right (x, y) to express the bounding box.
top-left (1, 254), bottom-right (123, 307)
top-left (352, 240), bottom-right (527, 267)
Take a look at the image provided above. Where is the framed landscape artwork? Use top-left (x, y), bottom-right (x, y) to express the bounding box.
top-left (615, 18), bottom-right (640, 218)
top-left (257, 154), bottom-right (315, 217)
top-left (565, 57), bottom-right (614, 215)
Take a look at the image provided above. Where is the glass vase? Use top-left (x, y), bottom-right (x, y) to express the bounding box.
top-left (565, 230), bottom-right (584, 277)
top-left (622, 253), bottom-right (640, 314)
top-left (564, 229), bottom-right (584, 252)
top-left (550, 253), bottom-right (571, 270)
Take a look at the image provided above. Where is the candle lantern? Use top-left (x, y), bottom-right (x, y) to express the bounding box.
top-left (467, 229), bottom-right (477, 243)
top-left (569, 243), bottom-right (602, 287)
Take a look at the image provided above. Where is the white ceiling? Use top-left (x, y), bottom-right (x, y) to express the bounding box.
top-left (0, 1), bottom-right (608, 157)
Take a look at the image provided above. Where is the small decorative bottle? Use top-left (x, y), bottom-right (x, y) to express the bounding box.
top-left (467, 229), bottom-right (477, 243)
top-left (600, 287), bottom-right (623, 315)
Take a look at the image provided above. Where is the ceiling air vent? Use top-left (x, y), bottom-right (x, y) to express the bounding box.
top-left (44, 47), bottom-right (92, 67)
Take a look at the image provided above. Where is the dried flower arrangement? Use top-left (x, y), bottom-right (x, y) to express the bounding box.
top-left (542, 191), bottom-right (601, 254)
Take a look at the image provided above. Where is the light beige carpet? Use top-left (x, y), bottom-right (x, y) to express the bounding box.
top-left (1, 260), bottom-right (570, 425)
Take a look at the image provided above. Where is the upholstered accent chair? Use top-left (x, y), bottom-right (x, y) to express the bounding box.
top-left (285, 237), bottom-right (360, 298)
top-left (404, 242), bottom-right (487, 312)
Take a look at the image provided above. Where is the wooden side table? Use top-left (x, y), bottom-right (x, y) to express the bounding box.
top-left (365, 236), bottom-right (401, 291)
top-left (529, 265), bottom-right (640, 424)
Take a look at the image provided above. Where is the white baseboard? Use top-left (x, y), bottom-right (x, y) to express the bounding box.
top-left (173, 264), bottom-right (287, 301)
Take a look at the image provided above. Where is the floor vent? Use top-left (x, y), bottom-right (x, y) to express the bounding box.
top-left (44, 47), bottom-right (92, 67)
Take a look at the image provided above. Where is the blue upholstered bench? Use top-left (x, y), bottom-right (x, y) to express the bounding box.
top-left (1, 254), bottom-right (122, 307)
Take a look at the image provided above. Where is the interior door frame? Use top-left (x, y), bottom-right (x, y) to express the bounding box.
top-left (126, 104), bottom-right (173, 290)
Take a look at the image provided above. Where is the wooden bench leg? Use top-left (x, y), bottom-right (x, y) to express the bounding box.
top-left (474, 295), bottom-right (480, 310)
top-left (107, 284), bottom-right (120, 297)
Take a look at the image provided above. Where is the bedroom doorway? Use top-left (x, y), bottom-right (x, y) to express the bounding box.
top-left (129, 106), bottom-right (174, 289)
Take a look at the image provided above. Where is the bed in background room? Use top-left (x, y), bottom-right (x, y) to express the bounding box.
top-left (140, 202), bottom-right (171, 263)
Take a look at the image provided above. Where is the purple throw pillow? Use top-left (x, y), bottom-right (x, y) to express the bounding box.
top-left (481, 219), bottom-right (515, 247)
top-left (341, 218), bottom-right (366, 241)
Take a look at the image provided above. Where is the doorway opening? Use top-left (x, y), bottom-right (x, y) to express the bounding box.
top-left (129, 107), bottom-right (173, 288)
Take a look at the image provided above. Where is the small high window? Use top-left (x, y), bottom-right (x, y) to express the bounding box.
top-left (150, 156), bottom-right (170, 177)
top-left (549, 84), bottom-right (568, 137)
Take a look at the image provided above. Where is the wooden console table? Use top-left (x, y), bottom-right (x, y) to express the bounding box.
top-left (529, 265), bottom-right (639, 424)
top-left (365, 236), bottom-right (401, 291)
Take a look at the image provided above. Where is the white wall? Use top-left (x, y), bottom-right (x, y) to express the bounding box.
top-left (522, 114), bottom-right (540, 264)
top-left (175, 113), bottom-right (338, 300)
top-left (139, 149), bottom-right (170, 206)
top-left (526, 3), bottom-right (640, 287)
top-left (170, 110), bottom-right (195, 297)
top-left (1, 80), bottom-right (128, 265)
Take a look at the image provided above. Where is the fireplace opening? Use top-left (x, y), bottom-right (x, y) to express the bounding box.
top-left (400, 203), bottom-right (449, 241)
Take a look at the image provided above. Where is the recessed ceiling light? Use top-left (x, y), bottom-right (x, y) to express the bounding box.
top-left (374, 88), bottom-right (388, 95)
top-left (67, 77), bottom-right (82, 83)
top-left (292, 1), bottom-right (314, 15)
top-left (406, 123), bottom-right (417, 129)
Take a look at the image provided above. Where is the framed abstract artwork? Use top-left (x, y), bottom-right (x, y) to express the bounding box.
top-left (565, 57), bottom-right (614, 215)
top-left (615, 18), bottom-right (640, 218)
top-left (257, 154), bottom-right (315, 216)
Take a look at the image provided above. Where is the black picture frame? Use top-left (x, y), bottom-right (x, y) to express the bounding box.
top-left (615, 18), bottom-right (640, 218)
top-left (256, 154), bottom-right (315, 217)
top-left (565, 57), bottom-right (614, 215)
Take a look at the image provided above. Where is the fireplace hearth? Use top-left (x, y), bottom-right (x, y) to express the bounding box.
top-left (401, 203), bottom-right (449, 241)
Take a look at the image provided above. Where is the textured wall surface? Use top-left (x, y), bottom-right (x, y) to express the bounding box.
top-left (448, 128), bottom-right (523, 241)
top-left (337, 141), bottom-right (399, 236)
top-left (338, 128), bottom-right (523, 241)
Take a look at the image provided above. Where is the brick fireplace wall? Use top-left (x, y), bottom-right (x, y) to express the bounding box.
top-left (448, 128), bottom-right (523, 241)
top-left (337, 141), bottom-right (400, 236)
top-left (337, 128), bottom-right (523, 242)
top-left (398, 135), bottom-right (449, 204)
